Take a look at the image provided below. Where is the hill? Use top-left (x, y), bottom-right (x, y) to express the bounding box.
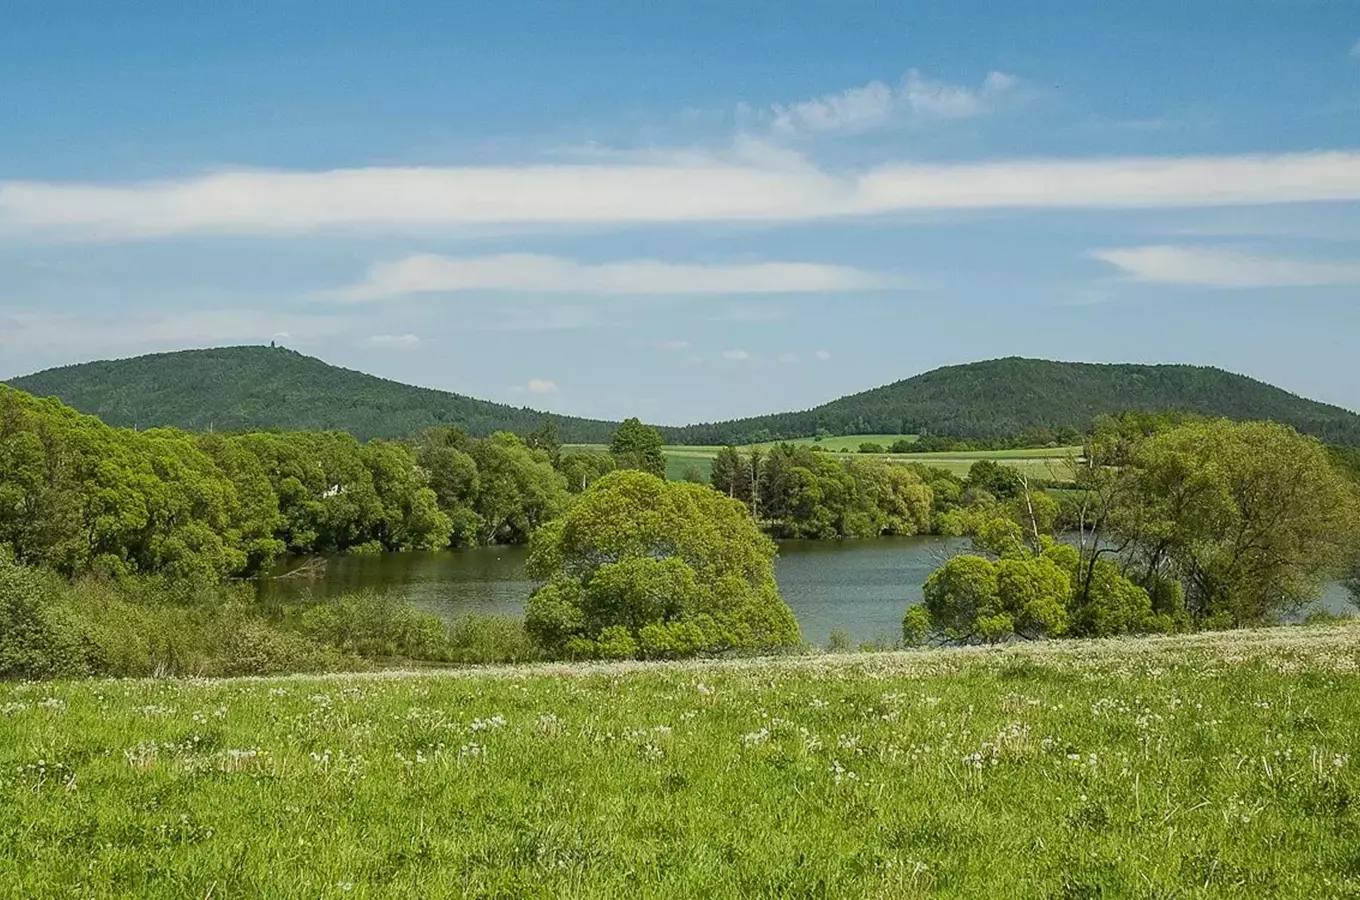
top-left (11, 350), bottom-right (1360, 447)
top-left (6, 345), bottom-right (619, 442)
top-left (663, 357), bottom-right (1360, 446)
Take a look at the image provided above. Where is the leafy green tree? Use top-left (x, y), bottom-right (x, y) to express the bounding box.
top-left (557, 451), bottom-right (616, 494)
top-left (468, 433), bottom-right (569, 544)
top-left (1122, 420), bottom-right (1359, 625)
top-left (416, 429), bottom-right (483, 546)
top-left (610, 417), bottom-right (666, 478)
top-left (361, 441), bottom-right (453, 551)
top-left (965, 459), bottom-right (1023, 499)
top-left (921, 555), bottom-right (1001, 642)
top-left (525, 419), bottom-right (563, 466)
top-left (901, 605), bottom-right (931, 646)
top-left (524, 470), bottom-right (800, 658)
top-left (709, 446), bottom-right (746, 497)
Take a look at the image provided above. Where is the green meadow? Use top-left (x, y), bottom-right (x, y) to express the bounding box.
top-left (567, 437), bottom-right (1084, 483)
top-left (3, 623), bottom-right (1359, 898)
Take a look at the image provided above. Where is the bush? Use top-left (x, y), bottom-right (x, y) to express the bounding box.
top-left (216, 619), bottom-right (346, 677)
top-left (902, 606), bottom-right (931, 647)
top-left (444, 615), bottom-right (541, 664)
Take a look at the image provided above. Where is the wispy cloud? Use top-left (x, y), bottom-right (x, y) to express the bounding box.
top-left (721, 349), bottom-right (749, 361)
top-left (7, 151), bottom-right (1360, 241)
top-left (1090, 245), bottom-right (1360, 287)
top-left (769, 69), bottom-right (1019, 135)
top-left (508, 378), bottom-right (560, 395)
top-left (814, 349), bottom-right (832, 361)
top-left (649, 339), bottom-right (691, 351)
top-left (777, 352), bottom-right (800, 364)
top-left (1351, 37), bottom-right (1360, 57)
top-left (365, 333), bottom-right (419, 347)
top-left (331, 253), bottom-right (897, 301)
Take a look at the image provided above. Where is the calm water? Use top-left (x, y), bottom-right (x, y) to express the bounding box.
top-left (259, 539), bottom-right (1353, 646)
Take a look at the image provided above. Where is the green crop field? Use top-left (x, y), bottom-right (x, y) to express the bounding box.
top-left (565, 439), bottom-right (1082, 485)
top-left (3, 623), bottom-right (1359, 897)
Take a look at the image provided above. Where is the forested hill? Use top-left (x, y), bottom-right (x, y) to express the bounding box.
top-left (7, 346), bottom-right (620, 443)
top-left (11, 350), bottom-right (1360, 447)
top-left (663, 358), bottom-right (1360, 446)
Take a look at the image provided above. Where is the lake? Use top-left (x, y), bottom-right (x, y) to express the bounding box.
top-left (259, 539), bottom-right (1354, 646)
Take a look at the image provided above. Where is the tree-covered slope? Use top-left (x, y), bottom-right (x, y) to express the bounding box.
top-left (664, 358), bottom-right (1360, 446)
top-left (12, 350), bottom-right (1359, 447)
top-left (7, 346), bottom-right (619, 442)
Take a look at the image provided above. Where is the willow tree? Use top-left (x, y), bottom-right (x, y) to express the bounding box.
top-left (524, 470), bottom-right (801, 658)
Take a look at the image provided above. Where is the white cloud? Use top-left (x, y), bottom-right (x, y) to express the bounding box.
top-left (1352, 37), bottom-right (1360, 57)
top-left (852, 153), bottom-right (1360, 212)
top-left (771, 80), bottom-right (897, 134)
top-left (1090, 245), bottom-right (1360, 287)
top-left (769, 69), bottom-right (1019, 135)
top-left (902, 69), bottom-right (1018, 119)
top-left (721, 349), bottom-right (749, 361)
top-left (6, 151), bottom-right (1360, 241)
top-left (777, 352), bottom-right (800, 364)
top-left (331, 253), bottom-right (896, 301)
top-left (527, 378), bottom-right (558, 394)
top-left (365, 333), bottom-right (419, 347)
top-left (814, 349), bottom-right (832, 361)
top-left (651, 339), bottom-right (690, 351)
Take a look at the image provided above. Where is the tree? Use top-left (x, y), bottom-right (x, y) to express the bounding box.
top-left (1123, 420), bottom-right (1359, 625)
top-left (710, 446), bottom-right (745, 497)
top-left (468, 433), bottom-right (569, 545)
top-left (557, 451), bottom-right (615, 493)
top-left (524, 470), bottom-right (801, 658)
top-left (609, 417), bottom-right (666, 479)
top-left (965, 459), bottom-right (1023, 499)
top-left (525, 419), bottom-right (562, 466)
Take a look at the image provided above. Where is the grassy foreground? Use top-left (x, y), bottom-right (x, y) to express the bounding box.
top-left (3, 626), bottom-right (1360, 898)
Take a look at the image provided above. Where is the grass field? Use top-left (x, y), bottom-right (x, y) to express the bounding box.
top-left (566, 437), bottom-right (1084, 484)
top-left (4, 624), bottom-right (1359, 897)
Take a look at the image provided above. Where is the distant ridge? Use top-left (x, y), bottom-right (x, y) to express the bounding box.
top-left (6, 346), bottom-right (620, 443)
top-left (663, 357), bottom-right (1360, 446)
top-left (9, 349), bottom-right (1360, 447)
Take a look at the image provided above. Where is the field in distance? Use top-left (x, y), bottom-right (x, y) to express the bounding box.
top-left (564, 436), bottom-right (1085, 482)
top-left (4, 623), bottom-right (1357, 897)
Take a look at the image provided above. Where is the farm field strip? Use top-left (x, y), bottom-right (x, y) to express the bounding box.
top-left (565, 439), bottom-right (1083, 483)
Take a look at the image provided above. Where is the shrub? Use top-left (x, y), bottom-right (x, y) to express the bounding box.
top-left (901, 605), bottom-right (931, 647)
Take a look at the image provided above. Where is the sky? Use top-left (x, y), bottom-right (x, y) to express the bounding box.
top-left (2, 1), bottom-right (1359, 424)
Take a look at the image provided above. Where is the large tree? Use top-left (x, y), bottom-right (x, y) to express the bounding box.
top-left (1126, 419), bottom-right (1359, 624)
top-left (609, 417), bottom-right (667, 479)
top-left (524, 470), bottom-right (801, 658)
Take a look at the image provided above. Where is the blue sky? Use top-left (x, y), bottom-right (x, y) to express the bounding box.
top-left (2, 1), bottom-right (1359, 424)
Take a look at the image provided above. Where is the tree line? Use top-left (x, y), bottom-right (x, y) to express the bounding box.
top-left (0, 386), bottom-right (637, 580)
top-left (911, 414), bottom-right (1360, 643)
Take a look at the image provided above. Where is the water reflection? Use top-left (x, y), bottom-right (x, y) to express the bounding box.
top-left (259, 538), bottom-right (1353, 646)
